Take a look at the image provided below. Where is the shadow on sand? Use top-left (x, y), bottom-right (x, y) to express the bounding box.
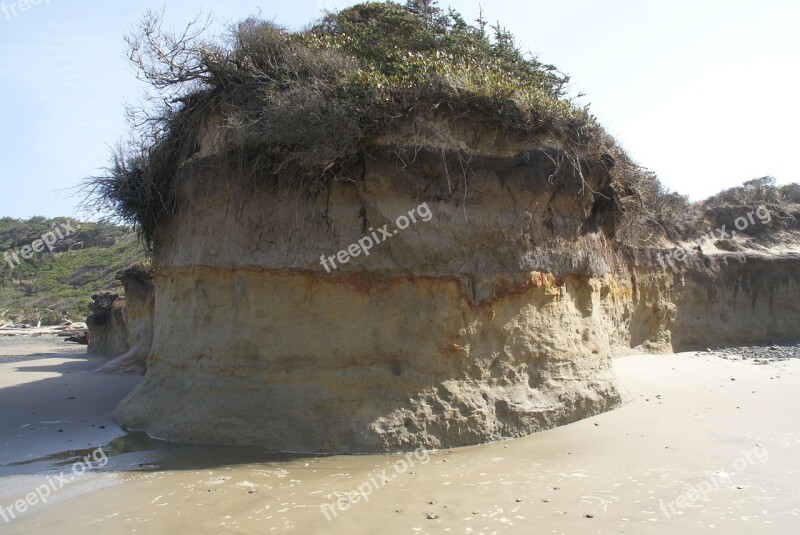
top-left (0, 350), bottom-right (323, 480)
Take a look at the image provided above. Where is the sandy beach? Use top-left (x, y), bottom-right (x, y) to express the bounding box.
top-left (1, 337), bottom-right (799, 534)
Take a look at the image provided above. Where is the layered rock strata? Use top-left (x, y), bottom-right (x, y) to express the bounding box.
top-left (113, 128), bottom-right (627, 452)
top-left (111, 124), bottom-right (800, 452)
top-left (97, 267), bottom-right (155, 375)
top-left (86, 292), bottom-right (127, 357)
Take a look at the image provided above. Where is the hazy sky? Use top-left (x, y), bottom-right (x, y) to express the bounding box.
top-left (0, 0), bottom-right (797, 219)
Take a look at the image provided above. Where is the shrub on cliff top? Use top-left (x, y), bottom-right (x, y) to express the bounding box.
top-left (88, 0), bottom-right (635, 248)
top-left (703, 177), bottom-right (800, 206)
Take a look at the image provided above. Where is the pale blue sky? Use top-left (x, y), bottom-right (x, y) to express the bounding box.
top-left (0, 0), bottom-right (797, 219)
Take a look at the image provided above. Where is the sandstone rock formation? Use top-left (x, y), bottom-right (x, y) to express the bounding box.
top-left (113, 173), bottom-right (800, 453)
top-left (113, 122), bottom-right (627, 452)
top-left (97, 266), bottom-right (155, 375)
top-left (97, 4), bottom-right (800, 454)
top-left (86, 292), bottom-right (127, 356)
top-left (624, 222), bottom-right (800, 353)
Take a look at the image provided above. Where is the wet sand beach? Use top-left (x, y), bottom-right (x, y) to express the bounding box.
top-left (1, 337), bottom-right (799, 534)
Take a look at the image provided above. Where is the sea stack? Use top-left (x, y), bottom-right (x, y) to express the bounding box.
top-left (108, 3), bottom-right (633, 452)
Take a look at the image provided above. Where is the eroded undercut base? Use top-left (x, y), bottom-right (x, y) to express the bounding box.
top-left (113, 267), bottom-right (621, 453)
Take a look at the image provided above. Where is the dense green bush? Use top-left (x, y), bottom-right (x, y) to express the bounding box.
top-left (0, 218), bottom-right (145, 322)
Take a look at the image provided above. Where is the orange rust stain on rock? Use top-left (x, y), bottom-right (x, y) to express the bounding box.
top-left (154, 265), bottom-right (600, 309)
top-left (439, 343), bottom-right (465, 356)
top-left (604, 276), bottom-right (633, 301)
top-left (488, 272), bottom-right (563, 304)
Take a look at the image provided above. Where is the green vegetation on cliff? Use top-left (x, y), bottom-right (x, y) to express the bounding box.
top-left (92, 0), bottom-right (634, 247)
top-left (0, 217), bottom-right (145, 325)
top-left (88, 1), bottom-right (798, 251)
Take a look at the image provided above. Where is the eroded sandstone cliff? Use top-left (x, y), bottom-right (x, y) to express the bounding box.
top-left (97, 266), bottom-right (155, 375)
top-left (104, 134), bottom-right (800, 455)
top-left (112, 120), bottom-right (632, 452)
top-left (87, 292), bottom-right (127, 357)
top-left (625, 250), bottom-right (800, 353)
top-left (99, 3), bottom-right (800, 453)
